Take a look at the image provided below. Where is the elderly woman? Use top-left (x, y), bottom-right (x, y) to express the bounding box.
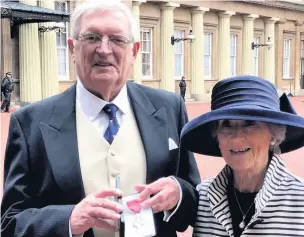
top-left (181, 75), bottom-right (304, 237)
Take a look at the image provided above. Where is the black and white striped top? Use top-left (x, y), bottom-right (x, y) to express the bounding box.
top-left (194, 156), bottom-right (304, 237)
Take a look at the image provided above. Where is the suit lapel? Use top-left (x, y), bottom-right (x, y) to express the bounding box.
top-left (127, 82), bottom-right (169, 183)
top-left (39, 84), bottom-right (85, 203)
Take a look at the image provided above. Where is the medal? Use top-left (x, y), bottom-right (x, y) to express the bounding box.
top-left (122, 194), bottom-right (156, 237)
top-left (133, 212), bottom-right (144, 229)
top-left (126, 200), bottom-right (144, 230)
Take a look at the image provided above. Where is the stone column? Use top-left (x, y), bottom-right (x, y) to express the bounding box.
top-left (132, 0), bottom-right (145, 84)
top-left (242, 14), bottom-right (258, 75)
top-left (294, 21), bottom-right (303, 94)
top-left (218, 11), bottom-right (235, 80)
top-left (19, 0), bottom-right (42, 103)
top-left (39, 0), bottom-right (59, 98)
top-left (1, 19), bottom-right (12, 77)
top-left (160, 2), bottom-right (179, 92)
top-left (264, 17), bottom-right (279, 85)
top-left (275, 19), bottom-right (284, 89)
top-left (190, 7), bottom-right (209, 101)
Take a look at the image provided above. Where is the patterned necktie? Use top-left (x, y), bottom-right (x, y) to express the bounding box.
top-left (103, 104), bottom-right (120, 144)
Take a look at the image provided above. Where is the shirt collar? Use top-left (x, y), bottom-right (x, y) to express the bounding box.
top-left (76, 79), bottom-right (129, 121)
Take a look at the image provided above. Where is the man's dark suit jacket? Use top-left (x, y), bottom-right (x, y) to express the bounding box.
top-left (1, 82), bottom-right (200, 237)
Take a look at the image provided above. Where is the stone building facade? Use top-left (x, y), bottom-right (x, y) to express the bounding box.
top-left (1, 0), bottom-right (304, 103)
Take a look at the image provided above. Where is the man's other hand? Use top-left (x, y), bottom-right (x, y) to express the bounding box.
top-left (135, 177), bottom-right (180, 213)
top-left (70, 188), bottom-right (123, 235)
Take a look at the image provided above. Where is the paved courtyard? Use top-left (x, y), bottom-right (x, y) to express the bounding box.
top-left (1, 96), bottom-right (304, 236)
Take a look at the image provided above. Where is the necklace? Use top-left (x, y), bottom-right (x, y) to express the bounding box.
top-left (233, 187), bottom-right (255, 230)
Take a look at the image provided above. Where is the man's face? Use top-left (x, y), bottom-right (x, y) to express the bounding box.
top-left (68, 9), bottom-right (140, 100)
top-left (6, 74), bottom-right (12, 79)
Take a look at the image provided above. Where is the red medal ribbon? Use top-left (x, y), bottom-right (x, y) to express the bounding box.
top-left (127, 199), bottom-right (142, 213)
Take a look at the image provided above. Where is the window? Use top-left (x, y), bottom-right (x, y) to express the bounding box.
top-left (301, 40), bottom-right (304, 89)
top-left (230, 35), bottom-right (237, 76)
top-left (253, 37), bottom-right (259, 76)
top-left (283, 39), bottom-right (291, 78)
top-left (204, 33), bottom-right (212, 79)
top-left (55, 1), bottom-right (68, 79)
top-left (140, 28), bottom-right (152, 78)
top-left (174, 30), bottom-right (184, 78)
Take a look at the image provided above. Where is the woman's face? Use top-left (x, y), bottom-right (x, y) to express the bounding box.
top-left (216, 120), bottom-right (272, 173)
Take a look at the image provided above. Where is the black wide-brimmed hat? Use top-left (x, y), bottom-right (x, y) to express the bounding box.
top-left (181, 75), bottom-right (304, 157)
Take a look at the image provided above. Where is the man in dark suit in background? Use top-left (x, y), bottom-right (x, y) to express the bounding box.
top-left (1, 1), bottom-right (200, 237)
top-left (1, 72), bottom-right (14, 112)
top-left (179, 76), bottom-right (186, 101)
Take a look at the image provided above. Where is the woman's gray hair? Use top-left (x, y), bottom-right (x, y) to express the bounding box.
top-left (70, 0), bottom-right (138, 41)
top-left (210, 121), bottom-right (287, 155)
top-left (268, 123), bottom-right (286, 155)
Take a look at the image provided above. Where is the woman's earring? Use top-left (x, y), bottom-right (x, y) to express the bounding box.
top-left (270, 140), bottom-right (275, 146)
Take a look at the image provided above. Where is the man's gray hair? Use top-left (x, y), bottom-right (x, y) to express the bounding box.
top-left (210, 121), bottom-right (287, 155)
top-left (70, 0), bottom-right (138, 41)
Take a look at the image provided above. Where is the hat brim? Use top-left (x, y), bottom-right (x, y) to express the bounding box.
top-left (181, 107), bottom-right (304, 157)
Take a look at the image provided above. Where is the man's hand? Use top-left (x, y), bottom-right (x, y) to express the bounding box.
top-left (70, 188), bottom-right (124, 235)
top-left (135, 177), bottom-right (180, 213)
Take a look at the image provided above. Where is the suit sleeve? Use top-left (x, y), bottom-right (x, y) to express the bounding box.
top-left (166, 95), bottom-right (201, 232)
top-left (1, 114), bottom-right (75, 237)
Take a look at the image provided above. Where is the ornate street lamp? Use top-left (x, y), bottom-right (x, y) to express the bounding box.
top-left (251, 37), bottom-right (273, 50)
top-left (38, 22), bottom-right (65, 34)
top-left (171, 28), bottom-right (196, 45)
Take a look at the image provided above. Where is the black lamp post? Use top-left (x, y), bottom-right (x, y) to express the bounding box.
top-left (171, 28), bottom-right (196, 45)
top-left (251, 36), bottom-right (272, 50)
top-left (38, 22), bottom-right (65, 34)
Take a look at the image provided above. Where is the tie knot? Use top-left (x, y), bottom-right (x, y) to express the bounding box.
top-left (103, 104), bottom-right (119, 120)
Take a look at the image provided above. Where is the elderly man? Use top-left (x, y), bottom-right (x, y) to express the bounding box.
top-left (1, 1), bottom-right (200, 237)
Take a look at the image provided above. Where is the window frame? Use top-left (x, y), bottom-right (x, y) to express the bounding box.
top-left (140, 27), bottom-right (153, 79)
top-left (55, 1), bottom-right (69, 81)
top-left (204, 33), bottom-right (212, 79)
top-left (204, 23), bottom-right (218, 81)
top-left (230, 34), bottom-right (237, 76)
top-left (174, 30), bottom-right (185, 79)
top-left (283, 38), bottom-right (291, 78)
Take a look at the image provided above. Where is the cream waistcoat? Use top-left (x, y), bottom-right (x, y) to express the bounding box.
top-left (76, 103), bottom-right (146, 237)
